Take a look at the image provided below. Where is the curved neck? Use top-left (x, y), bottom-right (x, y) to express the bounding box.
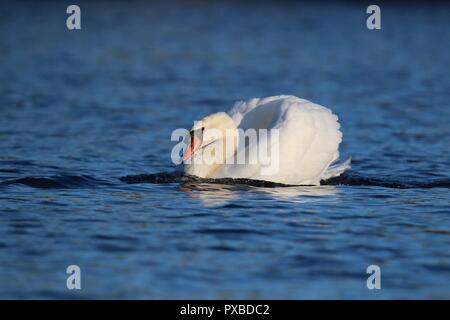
top-left (184, 114), bottom-right (238, 178)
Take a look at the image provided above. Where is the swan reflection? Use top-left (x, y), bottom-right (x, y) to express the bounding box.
top-left (178, 183), bottom-right (237, 207)
top-left (178, 182), bottom-right (339, 207)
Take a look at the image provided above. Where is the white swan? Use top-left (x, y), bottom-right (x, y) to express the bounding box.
top-left (182, 95), bottom-right (350, 185)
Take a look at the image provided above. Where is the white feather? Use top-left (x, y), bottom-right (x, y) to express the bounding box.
top-left (184, 95), bottom-right (350, 185)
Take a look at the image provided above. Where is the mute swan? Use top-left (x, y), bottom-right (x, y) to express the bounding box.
top-left (182, 95), bottom-right (350, 185)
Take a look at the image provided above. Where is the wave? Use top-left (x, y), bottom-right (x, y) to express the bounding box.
top-left (324, 174), bottom-right (450, 189)
top-left (0, 175), bottom-right (111, 189)
top-left (119, 172), bottom-right (290, 187)
top-left (1, 172), bottom-right (448, 189)
top-left (119, 172), bottom-right (450, 189)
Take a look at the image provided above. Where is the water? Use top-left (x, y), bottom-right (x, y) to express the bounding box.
top-left (0, 1), bottom-right (449, 299)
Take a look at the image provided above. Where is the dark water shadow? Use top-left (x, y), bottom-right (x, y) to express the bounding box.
top-left (0, 175), bottom-right (114, 189)
top-left (119, 171), bottom-right (450, 189)
top-left (1, 171), bottom-right (448, 189)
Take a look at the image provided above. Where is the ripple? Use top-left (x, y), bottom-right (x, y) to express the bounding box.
top-left (120, 171), bottom-right (450, 189)
top-left (2, 171), bottom-right (449, 191)
top-left (208, 245), bottom-right (238, 252)
top-left (1, 175), bottom-right (113, 189)
top-left (194, 228), bottom-right (268, 236)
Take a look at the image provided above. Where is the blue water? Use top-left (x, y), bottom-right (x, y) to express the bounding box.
top-left (0, 1), bottom-right (449, 299)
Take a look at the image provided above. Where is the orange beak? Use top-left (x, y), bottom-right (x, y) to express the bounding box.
top-left (182, 134), bottom-right (202, 162)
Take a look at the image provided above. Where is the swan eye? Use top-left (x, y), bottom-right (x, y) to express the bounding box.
top-left (189, 129), bottom-right (203, 146)
top-left (189, 130), bottom-right (195, 145)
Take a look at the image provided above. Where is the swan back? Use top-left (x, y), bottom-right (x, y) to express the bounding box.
top-left (220, 95), bottom-right (347, 185)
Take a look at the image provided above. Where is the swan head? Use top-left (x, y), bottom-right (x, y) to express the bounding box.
top-left (182, 112), bottom-right (237, 178)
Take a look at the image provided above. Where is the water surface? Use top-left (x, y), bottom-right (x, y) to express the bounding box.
top-left (0, 1), bottom-right (449, 299)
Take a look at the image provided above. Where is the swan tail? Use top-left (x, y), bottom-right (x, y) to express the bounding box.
top-left (322, 157), bottom-right (351, 181)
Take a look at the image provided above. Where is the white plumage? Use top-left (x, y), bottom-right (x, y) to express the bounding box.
top-left (183, 95), bottom-right (350, 185)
